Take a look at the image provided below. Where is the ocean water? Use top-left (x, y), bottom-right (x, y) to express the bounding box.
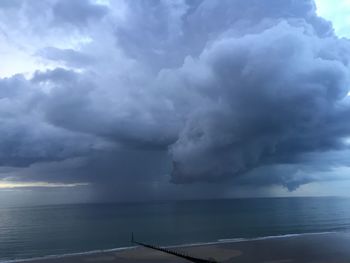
top-left (1, 197), bottom-right (350, 262)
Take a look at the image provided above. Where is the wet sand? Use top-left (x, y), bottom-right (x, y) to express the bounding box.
top-left (21, 232), bottom-right (350, 263)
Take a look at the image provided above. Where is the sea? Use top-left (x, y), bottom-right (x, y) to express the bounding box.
top-left (1, 197), bottom-right (350, 262)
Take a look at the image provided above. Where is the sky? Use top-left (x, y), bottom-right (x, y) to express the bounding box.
top-left (1, 0), bottom-right (350, 206)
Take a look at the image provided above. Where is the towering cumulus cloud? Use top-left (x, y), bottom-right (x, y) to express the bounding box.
top-left (168, 19), bottom-right (350, 183)
top-left (0, 0), bottom-right (350, 196)
top-left (161, 0), bottom-right (350, 186)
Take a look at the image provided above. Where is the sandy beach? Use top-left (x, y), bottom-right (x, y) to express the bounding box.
top-left (18, 232), bottom-right (350, 263)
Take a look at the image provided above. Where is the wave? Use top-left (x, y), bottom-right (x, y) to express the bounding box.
top-left (1, 231), bottom-right (339, 263)
top-left (1, 246), bottom-right (137, 263)
top-left (217, 231), bottom-right (336, 243)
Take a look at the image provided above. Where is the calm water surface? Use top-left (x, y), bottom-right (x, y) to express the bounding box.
top-left (1, 197), bottom-right (350, 261)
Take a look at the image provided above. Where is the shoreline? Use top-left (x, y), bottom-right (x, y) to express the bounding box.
top-left (1, 231), bottom-right (343, 263)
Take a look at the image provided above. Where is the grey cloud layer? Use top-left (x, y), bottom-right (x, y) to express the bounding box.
top-left (1, 0), bottom-right (350, 192)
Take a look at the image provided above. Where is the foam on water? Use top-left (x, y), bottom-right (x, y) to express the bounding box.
top-left (1, 246), bottom-right (137, 263)
top-left (217, 231), bottom-right (336, 243)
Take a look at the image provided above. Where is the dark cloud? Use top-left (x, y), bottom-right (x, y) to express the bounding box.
top-left (0, 0), bottom-right (22, 9)
top-left (32, 67), bottom-right (180, 151)
top-left (168, 21), bottom-right (350, 184)
top-left (52, 0), bottom-right (108, 27)
top-left (0, 73), bottom-right (103, 167)
top-left (37, 47), bottom-right (95, 67)
top-left (115, 0), bottom-right (333, 72)
top-left (1, 0), bottom-right (350, 198)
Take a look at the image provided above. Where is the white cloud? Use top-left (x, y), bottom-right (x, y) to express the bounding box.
top-left (0, 1), bottom-right (98, 77)
top-left (0, 180), bottom-right (89, 188)
top-left (315, 0), bottom-right (350, 38)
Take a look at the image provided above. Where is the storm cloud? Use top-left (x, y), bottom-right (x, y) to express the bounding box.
top-left (1, 0), bottom-right (350, 196)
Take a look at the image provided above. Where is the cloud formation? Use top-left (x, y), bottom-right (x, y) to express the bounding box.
top-left (1, 0), bottom-right (350, 196)
top-left (169, 21), bottom-right (350, 184)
